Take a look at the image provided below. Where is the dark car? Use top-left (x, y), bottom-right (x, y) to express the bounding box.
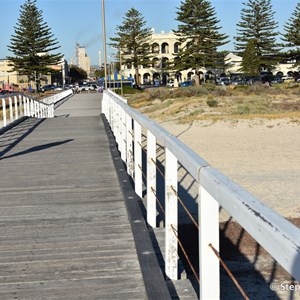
top-left (231, 78), bottom-right (246, 85)
top-left (41, 84), bottom-right (56, 92)
top-left (245, 77), bottom-right (261, 85)
top-left (179, 81), bottom-right (193, 87)
top-left (216, 77), bottom-right (231, 85)
top-left (271, 77), bottom-right (284, 84)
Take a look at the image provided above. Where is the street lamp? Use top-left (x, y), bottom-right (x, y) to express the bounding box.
top-left (119, 47), bottom-right (123, 96)
top-left (101, 0), bottom-right (108, 90)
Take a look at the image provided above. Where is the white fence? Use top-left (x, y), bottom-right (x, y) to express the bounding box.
top-left (102, 89), bottom-right (300, 299)
top-left (0, 90), bottom-right (73, 131)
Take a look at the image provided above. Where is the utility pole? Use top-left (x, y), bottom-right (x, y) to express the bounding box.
top-left (101, 0), bottom-right (108, 90)
top-left (98, 50), bottom-right (102, 69)
top-left (120, 47), bottom-right (123, 96)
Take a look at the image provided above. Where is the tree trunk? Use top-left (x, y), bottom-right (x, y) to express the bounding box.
top-left (135, 67), bottom-right (140, 87)
top-left (194, 67), bottom-right (201, 86)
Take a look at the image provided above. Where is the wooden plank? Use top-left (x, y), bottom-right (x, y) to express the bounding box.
top-left (102, 114), bottom-right (172, 300)
top-left (0, 94), bottom-right (147, 299)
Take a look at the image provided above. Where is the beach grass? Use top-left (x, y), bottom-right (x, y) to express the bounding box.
top-left (127, 83), bottom-right (300, 123)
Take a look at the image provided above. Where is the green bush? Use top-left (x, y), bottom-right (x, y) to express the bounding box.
top-left (115, 86), bottom-right (143, 95)
top-left (235, 105), bottom-right (250, 114)
top-left (207, 99), bottom-right (218, 107)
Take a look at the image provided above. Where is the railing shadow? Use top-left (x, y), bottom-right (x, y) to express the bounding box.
top-left (0, 118), bottom-right (46, 158)
top-left (0, 117), bottom-right (73, 160)
top-left (0, 139), bottom-right (73, 160)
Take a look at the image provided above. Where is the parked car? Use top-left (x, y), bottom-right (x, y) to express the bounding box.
top-left (216, 77), bottom-right (231, 85)
top-left (78, 84), bottom-right (97, 91)
top-left (41, 84), bottom-right (56, 92)
top-left (245, 77), bottom-right (262, 85)
top-left (166, 80), bottom-right (174, 87)
top-left (271, 77), bottom-right (284, 84)
top-left (179, 81), bottom-right (193, 87)
top-left (282, 76), bottom-right (294, 83)
top-left (231, 78), bottom-right (246, 85)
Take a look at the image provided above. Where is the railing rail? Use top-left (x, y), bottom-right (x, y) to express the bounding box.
top-left (0, 90), bottom-right (73, 131)
top-left (102, 89), bottom-right (300, 299)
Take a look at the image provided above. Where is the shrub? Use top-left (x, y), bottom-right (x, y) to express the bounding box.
top-left (235, 105), bottom-right (250, 114)
top-left (207, 98), bottom-right (218, 107)
top-left (115, 86), bottom-right (143, 95)
top-left (213, 86), bottom-right (229, 97)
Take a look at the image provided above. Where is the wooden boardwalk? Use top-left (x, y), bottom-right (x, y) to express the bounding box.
top-left (0, 93), bottom-right (156, 299)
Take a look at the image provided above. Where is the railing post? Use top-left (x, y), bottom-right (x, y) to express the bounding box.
top-left (115, 103), bottom-right (122, 151)
top-left (147, 130), bottom-right (157, 228)
top-left (37, 101), bottom-right (40, 118)
top-left (25, 97), bottom-right (29, 116)
top-left (23, 97), bottom-right (27, 116)
top-left (34, 100), bottom-right (37, 116)
top-left (43, 104), bottom-right (46, 118)
top-left (120, 109), bottom-right (127, 162)
top-left (126, 114), bottom-right (134, 178)
top-left (111, 101), bottom-right (116, 137)
top-left (30, 99), bottom-right (33, 116)
top-left (2, 98), bottom-right (7, 127)
top-left (14, 96), bottom-right (18, 120)
top-left (9, 97), bottom-right (13, 122)
top-left (51, 103), bottom-right (54, 118)
top-left (199, 184), bottom-right (220, 299)
top-left (19, 95), bottom-right (23, 117)
top-left (34, 101), bottom-right (37, 117)
top-left (165, 148), bottom-right (178, 280)
top-left (134, 120), bottom-right (143, 198)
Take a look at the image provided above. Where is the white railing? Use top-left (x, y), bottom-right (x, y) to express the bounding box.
top-left (102, 89), bottom-right (300, 299)
top-left (42, 89), bottom-right (73, 105)
top-left (0, 89), bottom-right (73, 131)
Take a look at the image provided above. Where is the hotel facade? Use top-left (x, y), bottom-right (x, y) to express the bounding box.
top-left (121, 29), bottom-right (299, 85)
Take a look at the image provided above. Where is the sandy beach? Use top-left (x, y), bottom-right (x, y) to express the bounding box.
top-left (160, 118), bottom-right (300, 221)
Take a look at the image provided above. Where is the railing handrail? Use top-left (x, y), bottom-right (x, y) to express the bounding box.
top-left (0, 92), bottom-right (50, 105)
top-left (1, 90), bottom-right (73, 131)
top-left (102, 89), bottom-right (300, 298)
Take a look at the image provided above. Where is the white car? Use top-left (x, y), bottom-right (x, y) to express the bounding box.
top-left (166, 80), bottom-right (174, 87)
top-left (80, 84), bottom-right (98, 91)
top-left (282, 76), bottom-right (294, 82)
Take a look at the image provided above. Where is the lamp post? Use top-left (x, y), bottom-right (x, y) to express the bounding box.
top-left (119, 47), bottom-right (123, 96)
top-left (101, 0), bottom-right (108, 90)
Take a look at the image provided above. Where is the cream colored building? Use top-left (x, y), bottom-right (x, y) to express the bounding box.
top-left (225, 52), bottom-right (299, 77)
top-left (122, 29), bottom-right (202, 85)
top-left (76, 44), bottom-right (91, 76)
top-left (0, 58), bottom-right (68, 91)
top-left (0, 59), bottom-right (29, 90)
top-left (121, 29), bottom-right (299, 84)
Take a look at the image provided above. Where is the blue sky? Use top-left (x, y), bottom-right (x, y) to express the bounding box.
top-left (0, 0), bottom-right (298, 66)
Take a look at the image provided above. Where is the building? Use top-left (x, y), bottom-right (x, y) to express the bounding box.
top-left (121, 29), bottom-right (300, 85)
top-left (76, 44), bottom-right (91, 77)
top-left (225, 52), bottom-right (300, 78)
top-left (0, 58), bottom-right (69, 91)
top-left (121, 29), bottom-right (202, 86)
top-left (0, 59), bottom-right (28, 90)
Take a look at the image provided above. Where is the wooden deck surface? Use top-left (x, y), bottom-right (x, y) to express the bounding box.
top-left (0, 93), bottom-right (147, 299)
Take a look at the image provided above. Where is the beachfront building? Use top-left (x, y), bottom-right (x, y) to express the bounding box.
top-left (121, 29), bottom-right (204, 86)
top-left (120, 28), bottom-right (299, 85)
top-left (225, 52), bottom-right (299, 78)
